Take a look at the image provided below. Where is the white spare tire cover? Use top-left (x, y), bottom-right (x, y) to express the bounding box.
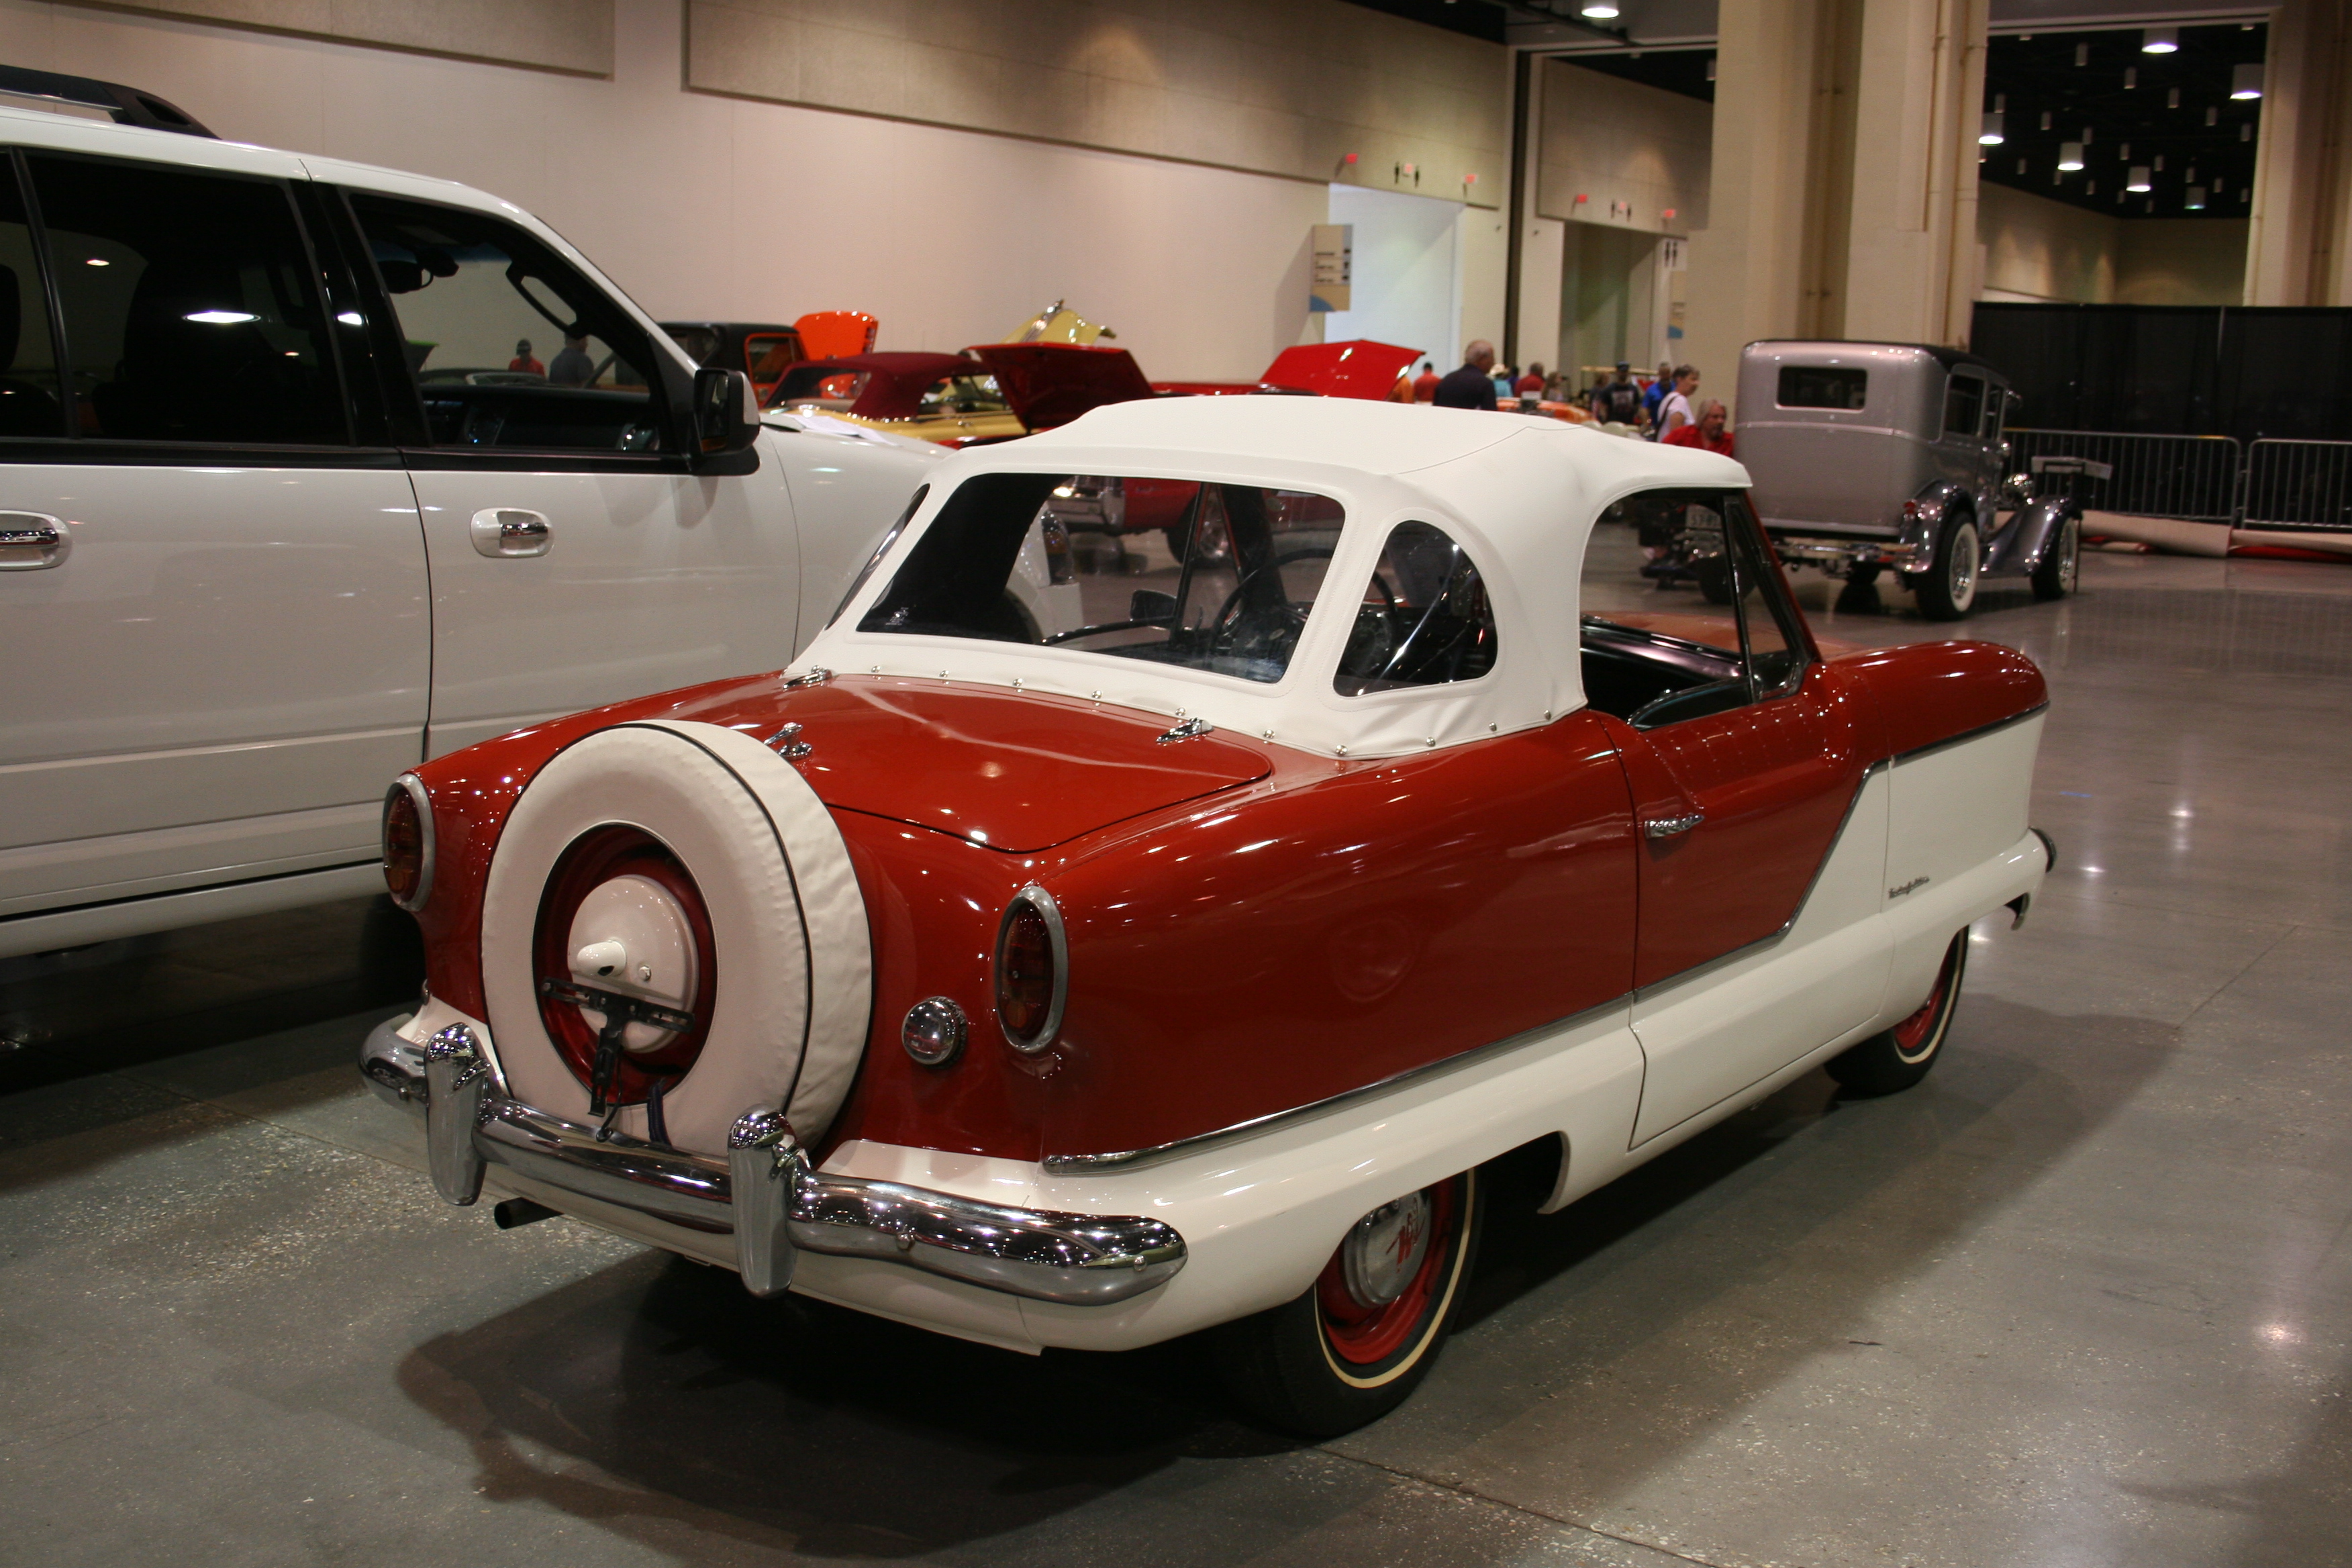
top-left (479, 720), bottom-right (871, 1156)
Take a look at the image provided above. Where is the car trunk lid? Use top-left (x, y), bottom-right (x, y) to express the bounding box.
top-left (759, 679), bottom-right (1272, 852)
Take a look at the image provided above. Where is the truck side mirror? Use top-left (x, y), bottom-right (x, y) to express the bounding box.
top-left (691, 366), bottom-right (760, 458)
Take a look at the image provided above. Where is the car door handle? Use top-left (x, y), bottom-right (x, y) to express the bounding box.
top-left (469, 507), bottom-right (552, 558)
top-left (0, 511), bottom-right (70, 571)
top-left (1643, 812), bottom-right (1704, 840)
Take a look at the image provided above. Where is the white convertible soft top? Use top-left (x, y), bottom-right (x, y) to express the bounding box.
top-left (802, 395), bottom-right (1750, 760)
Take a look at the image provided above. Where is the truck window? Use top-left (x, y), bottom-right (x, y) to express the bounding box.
top-left (1943, 373), bottom-right (1985, 439)
top-left (1776, 366), bottom-right (1866, 410)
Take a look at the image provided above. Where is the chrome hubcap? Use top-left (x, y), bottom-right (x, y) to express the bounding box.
top-left (1950, 525), bottom-right (1979, 607)
top-left (1340, 1190), bottom-right (1434, 1308)
top-left (565, 874), bottom-right (699, 1053)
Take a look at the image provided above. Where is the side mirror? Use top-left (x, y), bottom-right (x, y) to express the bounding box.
top-left (1128, 589), bottom-right (1177, 624)
top-left (692, 366), bottom-right (760, 458)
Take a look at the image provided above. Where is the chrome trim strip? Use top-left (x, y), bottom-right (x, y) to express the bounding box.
top-left (1042, 990), bottom-right (1634, 1175)
top-left (1890, 701), bottom-right (2049, 765)
top-left (360, 1018), bottom-right (1181, 1305)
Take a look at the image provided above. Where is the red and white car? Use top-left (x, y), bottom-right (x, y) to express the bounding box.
top-left (362, 396), bottom-right (2052, 1434)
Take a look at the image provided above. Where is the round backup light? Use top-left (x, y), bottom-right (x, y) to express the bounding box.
top-left (993, 886), bottom-right (1067, 1053)
top-left (903, 996), bottom-right (968, 1067)
top-left (381, 775), bottom-right (434, 911)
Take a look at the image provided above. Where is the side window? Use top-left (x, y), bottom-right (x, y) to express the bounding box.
top-left (1575, 489), bottom-right (1808, 728)
top-left (1942, 373), bottom-right (1985, 440)
top-left (744, 332), bottom-right (799, 396)
top-left (1979, 383), bottom-right (2006, 442)
top-left (347, 193), bottom-right (667, 454)
top-left (31, 154), bottom-right (344, 445)
top-left (1334, 521), bottom-right (1498, 695)
top-left (0, 160), bottom-right (62, 436)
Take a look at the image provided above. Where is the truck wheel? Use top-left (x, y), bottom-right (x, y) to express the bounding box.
top-left (2030, 515), bottom-right (2079, 602)
top-left (1826, 931), bottom-right (1967, 1096)
top-left (1212, 1169), bottom-right (1483, 1438)
top-left (1912, 516), bottom-right (1980, 621)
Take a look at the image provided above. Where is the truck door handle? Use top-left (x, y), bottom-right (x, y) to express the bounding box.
top-left (0, 511), bottom-right (70, 571)
top-left (1643, 812), bottom-right (1704, 840)
top-left (469, 507), bottom-right (552, 558)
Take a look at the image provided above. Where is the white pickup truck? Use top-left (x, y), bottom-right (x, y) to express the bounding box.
top-left (0, 67), bottom-right (941, 959)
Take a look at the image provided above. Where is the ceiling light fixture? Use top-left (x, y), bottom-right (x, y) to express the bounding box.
top-left (1980, 111), bottom-right (2005, 145)
top-left (2127, 165), bottom-right (2153, 192)
top-left (2017, 156), bottom-right (2026, 173)
top-left (2075, 42), bottom-right (2088, 66)
top-left (1579, 0), bottom-right (1619, 16)
top-left (2041, 110), bottom-right (2053, 130)
top-left (2154, 154), bottom-right (2164, 171)
top-left (2057, 141), bottom-right (2085, 170)
top-left (2186, 186), bottom-right (2206, 209)
top-left (1706, 56), bottom-right (1716, 81)
top-left (2168, 87), bottom-right (2181, 108)
top-left (2233, 64), bottom-right (2264, 99)
top-left (2207, 106), bottom-right (2218, 126)
top-left (2241, 122), bottom-right (2253, 141)
top-left (2124, 66), bottom-right (2138, 89)
top-left (2142, 26), bottom-right (2177, 53)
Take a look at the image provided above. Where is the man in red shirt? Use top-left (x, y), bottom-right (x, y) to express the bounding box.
top-left (1514, 360), bottom-right (1547, 397)
top-left (508, 338), bottom-right (545, 376)
top-left (1663, 398), bottom-right (1734, 456)
top-left (1411, 360), bottom-right (1441, 403)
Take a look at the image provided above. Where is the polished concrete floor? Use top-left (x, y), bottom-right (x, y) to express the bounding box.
top-left (3, 552), bottom-right (2349, 1567)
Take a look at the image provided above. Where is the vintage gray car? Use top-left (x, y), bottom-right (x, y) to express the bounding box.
top-left (1736, 342), bottom-right (2080, 620)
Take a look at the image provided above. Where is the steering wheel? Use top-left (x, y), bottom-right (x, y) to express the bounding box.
top-left (1208, 547), bottom-right (1336, 658)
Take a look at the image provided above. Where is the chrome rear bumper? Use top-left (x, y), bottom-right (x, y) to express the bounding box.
top-left (360, 1016), bottom-right (1185, 1305)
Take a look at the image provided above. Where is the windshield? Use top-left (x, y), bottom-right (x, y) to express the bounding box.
top-left (856, 473), bottom-right (1344, 685)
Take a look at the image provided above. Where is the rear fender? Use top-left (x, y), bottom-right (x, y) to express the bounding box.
top-left (1983, 495), bottom-right (2078, 578)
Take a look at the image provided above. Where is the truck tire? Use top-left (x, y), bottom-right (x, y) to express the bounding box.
top-left (1911, 515), bottom-right (1980, 621)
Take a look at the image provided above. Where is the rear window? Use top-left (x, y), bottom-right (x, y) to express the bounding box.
top-left (1777, 366), bottom-right (1867, 410)
top-left (858, 473), bottom-right (1343, 685)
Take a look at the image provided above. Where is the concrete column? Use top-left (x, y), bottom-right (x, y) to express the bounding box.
top-left (1681, 0), bottom-right (1857, 417)
top-left (1841, 0), bottom-right (1990, 345)
top-left (2244, 0), bottom-right (2352, 305)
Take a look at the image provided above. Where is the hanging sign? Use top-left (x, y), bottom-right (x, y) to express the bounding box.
top-left (1310, 223), bottom-right (1353, 312)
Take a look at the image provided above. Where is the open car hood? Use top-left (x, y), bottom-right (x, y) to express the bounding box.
top-left (776, 680), bottom-right (1271, 852)
top-left (1255, 340), bottom-right (1422, 399)
top-left (965, 343), bottom-right (1157, 430)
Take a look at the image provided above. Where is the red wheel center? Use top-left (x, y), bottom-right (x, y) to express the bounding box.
top-left (1316, 1178), bottom-right (1462, 1367)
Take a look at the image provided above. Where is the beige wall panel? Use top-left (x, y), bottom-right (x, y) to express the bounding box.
top-left (1461, 203), bottom-right (1508, 356)
top-left (685, 0), bottom-right (1506, 204)
top-left (0, 0), bottom-right (1334, 381)
top-left (60, 0), bottom-right (612, 74)
top-left (1977, 182), bottom-right (2118, 303)
top-left (2118, 220), bottom-right (2251, 306)
top-left (1535, 60), bottom-right (1710, 235)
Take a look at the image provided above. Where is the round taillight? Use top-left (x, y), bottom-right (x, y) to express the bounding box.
top-left (993, 886), bottom-right (1065, 1052)
top-left (381, 775), bottom-right (434, 912)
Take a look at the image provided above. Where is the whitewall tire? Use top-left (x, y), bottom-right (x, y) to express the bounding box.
top-left (477, 720), bottom-right (871, 1156)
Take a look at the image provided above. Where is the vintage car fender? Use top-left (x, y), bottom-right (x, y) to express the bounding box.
top-left (1900, 479), bottom-right (1974, 560)
top-left (1982, 493), bottom-right (2081, 579)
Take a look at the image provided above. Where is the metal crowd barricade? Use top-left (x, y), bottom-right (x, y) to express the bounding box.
top-left (2241, 440), bottom-right (2352, 532)
top-left (2004, 430), bottom-right (2243, 524)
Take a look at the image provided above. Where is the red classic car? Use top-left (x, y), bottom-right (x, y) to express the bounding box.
top-left (363, 397), bottom-right (2051, 1435)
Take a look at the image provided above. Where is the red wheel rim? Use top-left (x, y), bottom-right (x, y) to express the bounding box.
top-left (1892, 939), bottom-right (1961, 1063)
top-left (1315, 1175), bottom-right (1465, 1369)
top-left (532, 825), bottom-right (718, 1106)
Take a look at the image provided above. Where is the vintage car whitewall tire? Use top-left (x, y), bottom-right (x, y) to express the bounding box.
top-left (1825, 930), bottom-right (1967, 1097)
top-left (1912, 516), bottom-right (1981, 621)
top-left (477, 720), bottom-right (871, 1156)
top-left (2031, 516), bottom-right (2081, 602)
top-left (1211, 1169), bottom-right (1485, 1437)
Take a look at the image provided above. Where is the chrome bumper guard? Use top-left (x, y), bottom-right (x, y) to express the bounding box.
top-left (360, 1018), bottom-right (1185, 1306)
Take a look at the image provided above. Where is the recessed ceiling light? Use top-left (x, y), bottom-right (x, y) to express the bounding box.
top-left (84, 256), bottom-right (108, 266)
top-left (1579, 0), bottom-right (1619, 15)
top-left (2234, 64), bottom-right (2264, 99)
top-left (2127, 165), bottom-right (2153, 192)
top-left (2142, 26), bottom-right (2177, 53)
top-left (1980, 111), bottom-right (2005, 145)
top-left (2058, 142), bottom-right (2085, 170)
top-left (2186, 186), bottom-right (2206, 209)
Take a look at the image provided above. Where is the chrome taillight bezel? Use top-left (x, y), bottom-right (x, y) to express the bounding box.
top-left (993, 884), bottom-right (1067, 1054)
top-left (382, 773), bottom-right (436, 912)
